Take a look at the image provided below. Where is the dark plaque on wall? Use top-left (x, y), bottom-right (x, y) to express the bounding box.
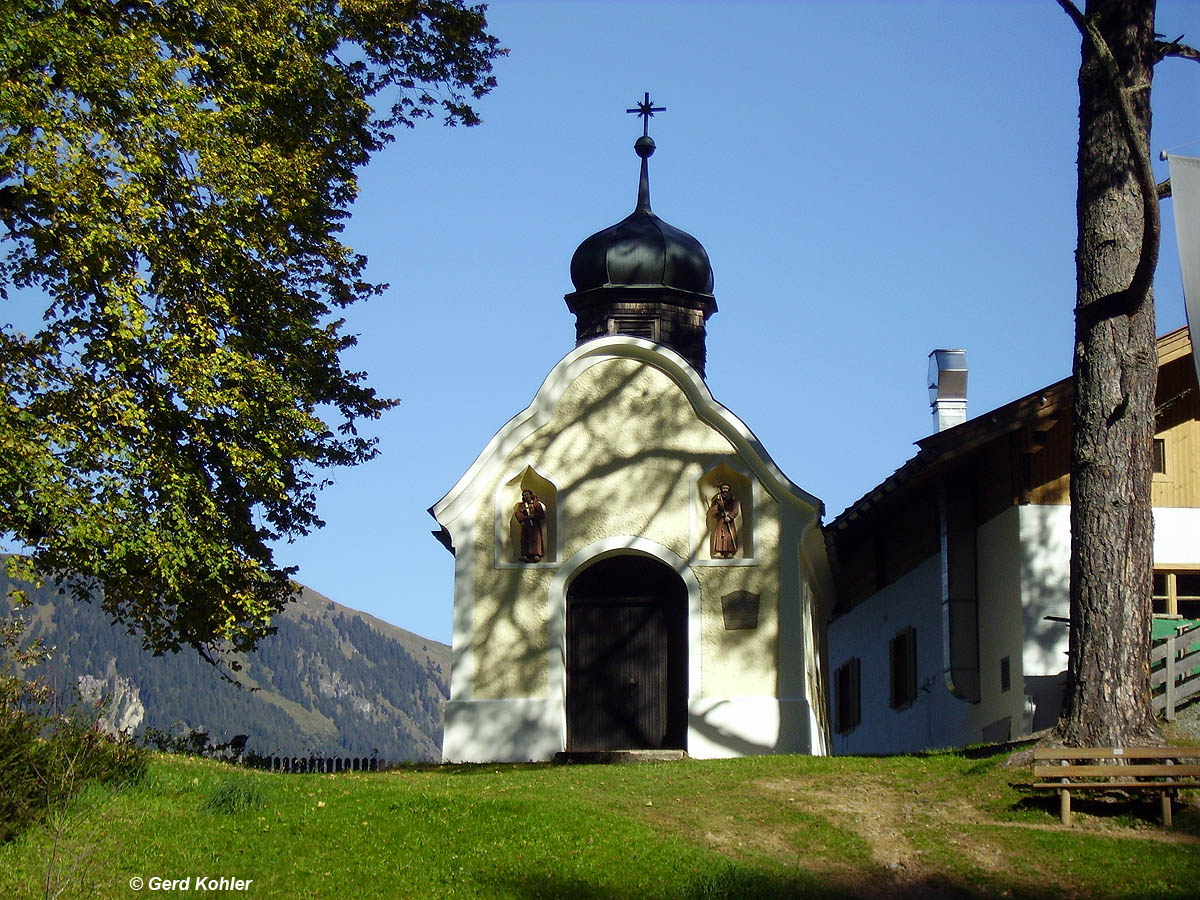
top-left (721, 591), bottom-right (760, 631)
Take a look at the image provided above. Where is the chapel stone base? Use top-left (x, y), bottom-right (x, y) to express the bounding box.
top-left (441, 696), bottom-right (823, 763)
top-left (553, 749), bottom-right (686, 764)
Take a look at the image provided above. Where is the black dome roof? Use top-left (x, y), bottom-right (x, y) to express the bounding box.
top-left (568, 136), bottom-right (713, 296)
top-left (569, 209), bottom-right (714, 294)
top-left (563, 120), bottom-right (718, 377)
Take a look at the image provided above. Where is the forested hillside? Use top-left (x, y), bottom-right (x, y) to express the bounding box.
top-left (3, 566), bottom-right (450, 761)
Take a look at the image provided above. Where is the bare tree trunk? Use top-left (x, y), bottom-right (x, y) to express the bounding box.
top-left (1059, 0), bottom-right (1162, 747)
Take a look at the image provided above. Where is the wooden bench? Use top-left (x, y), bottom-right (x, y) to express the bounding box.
top-left (1032, 747), bottom-right (1200, 826)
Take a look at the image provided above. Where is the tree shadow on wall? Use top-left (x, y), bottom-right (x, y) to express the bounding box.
top-left (468, 363), bottom-right (713, 697)
top-left (1019, 507), bottom-right (1072, 730)
top-left (463, 355), bottom-right (809, 756)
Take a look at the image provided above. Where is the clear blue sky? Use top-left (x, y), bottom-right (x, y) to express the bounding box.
top-left (274, 0), bottom-right (1200, 645)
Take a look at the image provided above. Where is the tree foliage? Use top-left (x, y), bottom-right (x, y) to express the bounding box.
top-left (0, 0), bottom-right (503, 659)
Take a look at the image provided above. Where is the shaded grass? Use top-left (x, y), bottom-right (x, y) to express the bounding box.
top-left (0, 749), bottom-right (1197, 899)
top-left (202, 778), bottom-right (267, 815)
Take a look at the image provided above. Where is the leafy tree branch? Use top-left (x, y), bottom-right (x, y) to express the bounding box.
top-left (0, 0), bottom-right (504, 662)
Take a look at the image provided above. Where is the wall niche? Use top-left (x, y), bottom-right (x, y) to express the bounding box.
top-left (695, 462), bottom-right (754, 562)
top-left (497, 466), bottom-right (558, 566)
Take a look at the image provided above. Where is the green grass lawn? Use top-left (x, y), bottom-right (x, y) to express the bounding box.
top-left (2, 748), bottom-right (1198, 900)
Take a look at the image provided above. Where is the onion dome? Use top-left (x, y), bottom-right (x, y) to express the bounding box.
top-left (569, 136), bottom-right (714, 295)
top-left (564, 115), bottom-right (718, 377)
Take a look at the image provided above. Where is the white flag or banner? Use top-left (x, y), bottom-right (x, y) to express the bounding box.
top-left (1167, 154), bottom-right (1200, 387)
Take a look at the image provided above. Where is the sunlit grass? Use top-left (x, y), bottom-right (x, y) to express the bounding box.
top-left (1, 749), bottom-right (1197, 899)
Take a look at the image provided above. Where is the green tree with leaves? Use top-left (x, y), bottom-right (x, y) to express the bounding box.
top-left (0, 0), bottom-right (503, 662)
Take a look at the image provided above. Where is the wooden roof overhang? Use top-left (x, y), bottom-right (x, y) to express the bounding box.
top-left (827, 325), bottom-right (1193, 538)
top-left (828, 377), bottom-right (1070, 538)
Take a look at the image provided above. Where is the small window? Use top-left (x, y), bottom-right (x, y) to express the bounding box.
top-left (1000, 656), bottom-right (1011, 693)
top-left (1153, 572), bottom-right (1170, 615)
top-left (889, 627), bottom-right (917, 710)
top-left (834, 658), bottom-right (861, 734)
top-left (1154, 568), bottom-right (1200, 619)
top-left (1178, 572), bottom-right (1200, 620)
top-left (1152, 438), bottom-right (1166, 475)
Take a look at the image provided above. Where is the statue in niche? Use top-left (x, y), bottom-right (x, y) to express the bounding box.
top-left (708, 483), bottom-right (740, 559)
top-left (514, 489), bottom-right (547, 562)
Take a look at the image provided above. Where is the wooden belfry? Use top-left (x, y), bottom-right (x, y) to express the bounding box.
top-left (564, 95), bottom-right (717, 376)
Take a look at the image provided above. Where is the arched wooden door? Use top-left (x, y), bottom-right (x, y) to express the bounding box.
top-left (566, 555), bottom-right (687, 751)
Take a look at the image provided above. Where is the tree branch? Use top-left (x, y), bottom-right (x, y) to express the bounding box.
top-left (1155, 40), bottom-right (1200, 64)
top-left (1056, 0), bottom-right (1160, 315)
top-left (1158, 178), bottom-right (1171, 200)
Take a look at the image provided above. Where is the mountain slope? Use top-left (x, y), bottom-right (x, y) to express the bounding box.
top-left (3, 569), bottom-right (449, 761)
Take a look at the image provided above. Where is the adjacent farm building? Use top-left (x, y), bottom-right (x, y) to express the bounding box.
top-left (826, 327), bottom-right (1200, 754)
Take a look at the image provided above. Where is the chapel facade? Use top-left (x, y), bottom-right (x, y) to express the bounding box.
top-left (430, 106), bottom-right (835, 762)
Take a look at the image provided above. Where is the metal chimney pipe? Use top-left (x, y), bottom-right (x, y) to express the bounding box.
top-left (928, 350), bottom-right (967, 432)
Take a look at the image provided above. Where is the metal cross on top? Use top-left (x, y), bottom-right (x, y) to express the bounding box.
top-left (626, 92), bottom-right (665, 137)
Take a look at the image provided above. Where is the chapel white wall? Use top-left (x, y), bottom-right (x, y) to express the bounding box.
top-left (436, 341), bottom-right (830, 762)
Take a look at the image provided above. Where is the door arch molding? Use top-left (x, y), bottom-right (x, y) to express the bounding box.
top-left (546, 537), bottom-right (702, 749)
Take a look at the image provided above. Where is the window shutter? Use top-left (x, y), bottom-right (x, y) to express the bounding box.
top-left (849, 657), bottom-right (861, 730)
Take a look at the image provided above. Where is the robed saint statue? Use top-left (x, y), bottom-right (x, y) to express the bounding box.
top-left (708, 483), bottom-right (740, 559)
top-left (514, 490), bottom-right (547, 562)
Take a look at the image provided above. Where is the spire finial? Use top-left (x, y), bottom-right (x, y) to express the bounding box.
top-left (626, 92), bottom-right (665, 137)
top-left (626, 93), bottom-right (664, 213)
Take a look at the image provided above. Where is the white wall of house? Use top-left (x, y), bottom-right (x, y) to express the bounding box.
top-left (1154, 508), bottom-right (1200, 564)
top-left (830, 502), bottom-right (1200, 755)
top-left (1016, 505), bottom-right (1071, 731)
top-left (976, 507), bottom-right (1030, 739)
top-left (1016, 506), bottom-right (1071, 672)
top-left (827, 555), bottom-right (943, 755)
top-left (828, 507), bottom-right (1030, 755)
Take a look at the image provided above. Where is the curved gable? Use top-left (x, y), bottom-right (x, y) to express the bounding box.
top-left (430, 336), bottom-right (822, 538)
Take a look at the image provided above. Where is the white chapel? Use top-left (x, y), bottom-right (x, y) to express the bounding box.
top-left (430, 103), bottom-right (834, 762)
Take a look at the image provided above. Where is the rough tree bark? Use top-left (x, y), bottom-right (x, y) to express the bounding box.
top-left (1058, 0), bottom-right (1162, 747)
